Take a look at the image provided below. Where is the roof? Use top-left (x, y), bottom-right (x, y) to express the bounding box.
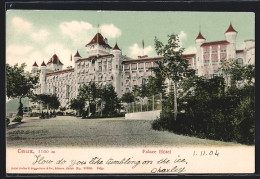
top-left (46, 68), bottom-right (74, 76)
top-left (85, 33), bottom-right (112, 48)
top-left (47, 54), bottom-right (64, 65)
top-left (201, 40), bottom-right (229, 47)
top-left (41, 61), bottom-right (46, 66)
top-left (76, 54), bottom-right (114, 63)
top-left (112, 43), bottom-right (120, 50)
top-left (123, 57), bottom-right (162, 64)
top-left (32, 61), bottom-right (38, 67)
top-left (74, 50), bottom-right (81, 57)
top-left (181, 54), bottom-right (196, 58)
top-left (236, 50), bottom-right (244, 53)
top-left (196, 32), bottom-right (206, 40)
top-left (225, 23), bottom-right (237, 33)
top-left (123, 54), bottom-right (196, 64)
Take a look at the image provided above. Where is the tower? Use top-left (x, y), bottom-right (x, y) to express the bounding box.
top-left (85, 33), bottom-right (112, 56)
top-left (195, 32), bottom-right (206, 76)
top-left (112, 43), bottom-right (122, 97)
top-left (31, 61), bottom-right (39, 74)
top-left (40, 61), bottom-right (47, 94)
top-left (225, 23), bottom-right (237, 59)
top-left (73, 50), bottom-right (81, 62)
top-left (46, 54), bottom-right (64, 71)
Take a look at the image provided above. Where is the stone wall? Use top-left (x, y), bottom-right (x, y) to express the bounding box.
top-left (125, 110), bottom-right (161, 120)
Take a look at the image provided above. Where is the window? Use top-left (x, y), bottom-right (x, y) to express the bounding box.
top-left (236, 58), bottom-right (243, 66)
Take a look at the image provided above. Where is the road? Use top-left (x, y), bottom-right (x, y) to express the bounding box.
top-left (6, 116), bottom-right (242, 147)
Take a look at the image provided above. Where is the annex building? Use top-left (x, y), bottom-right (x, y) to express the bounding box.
top-left (31, 24), bottom-right (255, 107)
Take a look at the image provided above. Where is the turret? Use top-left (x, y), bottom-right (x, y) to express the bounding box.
top-left (73, 50), bottom-right (81, 62)
top-left (195, 32), bottom-right (206, 76)
top-left (225, 23), bottom-right (237, 59)
top-left (32, 61), bottom-right (39, 73)
top-left (111, 43), bottom-right (122, 97)
top-left (40, 61), bottom-right (47, 94)
top-left (195, 32), bottom-right (206, 47)
top-left (112, 43), bottom-right (122, 57)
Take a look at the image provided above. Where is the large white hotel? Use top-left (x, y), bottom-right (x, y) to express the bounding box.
top-left (31, 24), bottom-right (255, 107)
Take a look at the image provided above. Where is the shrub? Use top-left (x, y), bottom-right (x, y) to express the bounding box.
top-left (30, 112), bottom-right (39, 117)
top-left (153, 79), bottom-right (255, 145)
top-left (40, 111), bottom-right (45, 119)
top-left (56, 111), bottom-right (64, 116)
top-left (13, 116), bottom-right (22, 123)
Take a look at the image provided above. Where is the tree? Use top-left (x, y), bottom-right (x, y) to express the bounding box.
top-left (78, 82), bottom-right (100, 116)
top-left (139, 83), bottom-right (149, 112)
top-left (120, 92), bottom-right (135, 113)
top-left (147, 72), bottom-right (167, 111)
top-left (120, 92), bottom-right (134, 104)
top-left (6, 63), bottom-right (39, 117)
top-left (153, 34), bottom-right (195, 120)
top-left (100, 84), bottom-right (121, 116)
top-left (31, 94), bottom-right (60, 113)
top-left (69, 98), bottom-right (85, 116)
top-left (221, 58), bottom-right (255, 88)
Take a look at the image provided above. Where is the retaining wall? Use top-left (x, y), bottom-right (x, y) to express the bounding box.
top-left (125, 110), bottom-right (161, 120)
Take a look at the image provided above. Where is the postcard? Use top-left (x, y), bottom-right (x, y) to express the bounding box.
top-left (6, 10), bottom-right (255, 174)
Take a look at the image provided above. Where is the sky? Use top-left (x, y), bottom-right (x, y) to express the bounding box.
top-left (6, 10), bottom-right (255, 72)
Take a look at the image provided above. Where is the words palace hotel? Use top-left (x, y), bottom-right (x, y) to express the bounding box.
top-left (31, 24), bottom-right (255, 107)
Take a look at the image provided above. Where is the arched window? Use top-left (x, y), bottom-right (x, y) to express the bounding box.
top-left (236, 58), bottom-right (243, 66)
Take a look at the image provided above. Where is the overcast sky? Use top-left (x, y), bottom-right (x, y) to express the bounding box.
top-left (6, 10), bottom-right (254, 72)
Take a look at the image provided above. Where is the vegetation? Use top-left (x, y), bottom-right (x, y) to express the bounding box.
top-left (6, 63), bottom-right (39, 117)
top-left (71, 82), bottom-right (121, 118)
top-left (151, 34), bottom-right (255, 145)
top-left (154, 34), bottom-right (195, 120)
top-left (12, 115), bottom-right (22, 123)
top-left (31, 94), bottom-right (60, 118)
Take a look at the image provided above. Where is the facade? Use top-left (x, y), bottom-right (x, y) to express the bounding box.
top-left (31, 24), bottom-right (255, 107)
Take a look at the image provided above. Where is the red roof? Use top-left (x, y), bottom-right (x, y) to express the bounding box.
top-left (201, 40), bottom-right (229, 47)
top-left (123, 57), bottom-right (162, 64)
top-left (112, 43), bottom-right (120, 50)
top-left (85, 33), bottom-right (112, 48)
top-left (236, 50), bottom-right (244, 53)
top-left (32, 61), bottom-right (38, 67)
top-left (196, 32), bottom-right (206, 40)
top-left (46, 68), bottom-right (74, 76)
top-left (74, 50), bottom-right (81, 57)
top-left (76, 54), bottom-right (114, 63)
top-left (41, 61), bottom-right (46, 66)
top-left (47, 54), bottom-right (64, 65)
top-left (181, 54), bottom-right (196, 58)
top-left (225, 24), bottom-right (237, 33)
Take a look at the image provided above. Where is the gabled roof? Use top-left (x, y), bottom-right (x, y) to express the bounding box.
top-left (123, 57), bottom-right (162, 64)
top-left (201, 40), bottom-right (229, 47)
top-left (76, 54), bottom-right (114, 63)
top-left (85, 33), bottom-right (112, 48)
top-left (196, 32), bottom-right (206, 40)
top-left (32, 61), bottom-right (38, 67)
top-left (112, 43), bottom-right (121, 50)
top-left (236, 50), bottom-right (244, 53)
top-left (225, 23), bottom-right (237, 33)
top-left (46, 68), bottom-right (74, 76)
top-left (74, 50), bottom-right (81, 57)
top-left (47, 54), bottom-right (64, 65)
top-left (181, 54), bottom-right (196, 58)
top-left (41, 61), bottom-right (46, 66)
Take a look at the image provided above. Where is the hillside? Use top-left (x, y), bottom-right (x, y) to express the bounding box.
top-left (6, 97), bottom-right (29, 113)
